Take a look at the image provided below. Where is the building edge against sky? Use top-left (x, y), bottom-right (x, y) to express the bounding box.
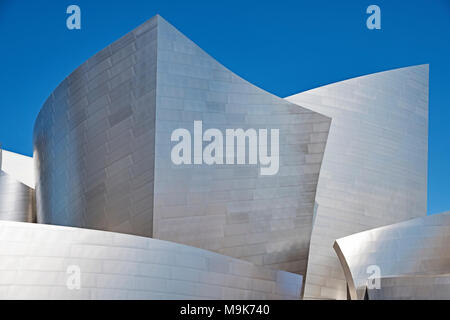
top-left (32, 15), bottom-right (331, 278)
top-left (0, 14), bottom-right (446, 300)
top-left (286, 65), bottom-right (429, 299)
top-left (0, 148), bottom-right (35, 223)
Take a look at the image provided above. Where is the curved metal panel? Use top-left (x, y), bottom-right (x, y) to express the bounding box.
top-left (334, 211), bottom-right (450, 300)
top-left (367, 275), bottom-right (450, 300)
top-left (286, 65), bottom-right (429, 299)
top-left (0, 149), bottom-right (35, 222)
top-left (0, 171), bottom-right (35, 222)
top-left (33, 15), bottom-right (331, 279)
top-left (0, 221), bottom-right (301, 300)
top-left (1, 149), bottom-right (35, 188)
top-left (152, 17), bottom-right (330, 277)
top-left (33, 16), bottom-right (158, 236)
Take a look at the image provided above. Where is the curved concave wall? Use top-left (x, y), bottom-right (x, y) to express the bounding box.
top-left (286, 65), bottom-right (429, 299)
top-left (33, 15), bottom-right (331, 278)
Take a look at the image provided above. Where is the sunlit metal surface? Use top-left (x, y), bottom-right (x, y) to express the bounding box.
top-left (0, 149), bottom-right (35, 222)
top-left (0, 172), bottom-right (35, 222)
top-left (286, 65), bottom-right (429, 299)
top-left (0, 221), bottom-right (301, 300)
top-left (367, 275), bottom-right (450, 300)
top-left (33, 16), bottom-right (158, 237)
top-left (1, 149), bottom-right (35, 189)
top-left (334, 211), bottom-right (450, 300)
top-left (33, 15), bottom-right (331, 277)
top-left (152, 17), bottom-right (330, 277)
top-left (25, 14), bottom-right (434, 300)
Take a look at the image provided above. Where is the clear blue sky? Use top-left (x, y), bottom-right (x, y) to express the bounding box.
top-left (0, 0), bottom-right (449, 214)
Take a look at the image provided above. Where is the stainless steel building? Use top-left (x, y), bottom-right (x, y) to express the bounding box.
top-left (286, 65), bottom-right (429, 299)
top-left (334, 211), bottom-right (450, 300)
top-left (0, 220), bottom-right (301, 299)
top-left (33, 15), bottom-right (331, 277)
top-left (0, 148), bottom-right (35, 222)
top-left (367, 275), bottom-right (450, 300)
top-left (0, 14), bottom-right (445, 300)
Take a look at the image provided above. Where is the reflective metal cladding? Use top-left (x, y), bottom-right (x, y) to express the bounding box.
top-left (0, 148), bottom-right (35, 222)
top-left (152, 17), bottom-right (331, 276)
top-left (33, 16), bottom-right (158, 236)
top-left (286, 65), bottom-right (429, 299)
top-left (0, 220), bottom-right (302, 299)
top-left (17, 13), bottom-right (440, 300)
top-left (33, 15), bottom-right (331, 277)
top-left (334, 211), bottom-right (450, 300)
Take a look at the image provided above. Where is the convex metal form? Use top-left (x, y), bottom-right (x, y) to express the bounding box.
top-left (0, 15), bottom-right (444, 300)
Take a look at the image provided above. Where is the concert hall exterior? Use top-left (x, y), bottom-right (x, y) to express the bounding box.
top-left (0, 15), bottom-right (446, 300)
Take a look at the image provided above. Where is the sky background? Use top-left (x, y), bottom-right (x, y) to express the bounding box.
top-left (0, 0), bottom-right (449, 214)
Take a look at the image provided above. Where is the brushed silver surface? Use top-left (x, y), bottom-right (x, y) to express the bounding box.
top-left (0, 171), bottom-right (35, 222)
top-left (0, 220), bottom-right (302, 300)
top-left (33, 17), bottom-right (159, 236)
top-left (1, 149), bottom-right (35, 188)
top-left (367, 275), bottom-right (450, 300)
top-left (334, 211), bottom-right (450, 300)
top-left (28, 14), bottom-right (433, 300)
top-left (286, 65), bottom-right (429, 299)
top-left (33, 15), bottom-right (331, 278)
top-left (152, 17), bottom-right (330, 277)
top-left (0, 148), bottom-right (35, 222)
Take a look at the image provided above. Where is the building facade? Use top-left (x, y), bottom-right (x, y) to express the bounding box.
top-left (286, 65), bottom-right (429, 299)
top-left (0, 15), bottom-right (445, 300)
top-left (334, 211), bottom-right (450, 300)
top-left (0, 220), bottom-right (301, 299)
top-left (0, 148), bottom-right (35, 222)
top-left (33, 15), bottom-right (331, 277)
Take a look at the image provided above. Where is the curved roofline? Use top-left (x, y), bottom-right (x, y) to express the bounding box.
top-left (285, 63), bottom-right (429, 99)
